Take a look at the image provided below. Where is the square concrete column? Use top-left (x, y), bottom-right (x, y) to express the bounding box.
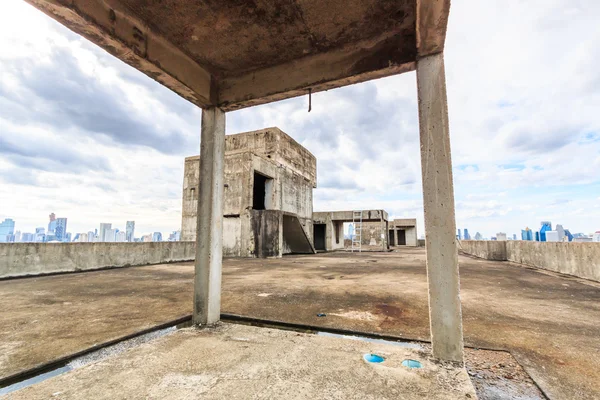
top-left (416, 53), bottom-right (464, 363)
top-left (394, 228), bottom-right (398, 247)
top-left (193, 107), bottom-right (226, 326)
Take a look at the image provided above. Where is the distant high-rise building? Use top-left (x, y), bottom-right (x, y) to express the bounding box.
top-left (512, 234), bottom-right (517, 240)
top-left (116, 231), bottom-right (127, 242)
top-left (168, 231), bottom-right (181, 241)
top-left (105, 228), bottom-right (117, 242)
top-left (48, 213), bottom-right (57, 233)
top-left (0, 218), bottom-right (16, 243)
top-left (474, 232), bottom-right (483, 240)
top-left (35, 227), bottom-right (45, 243)
top-left (65, 232), bottom-right (72, 242)
top-left (539, 221), bottom-right (552, 242)
top-left (592, 231), bottom-right (600, 242)
top-left (55, 218), bottom-right (68, 241)
top-left (521, 228), bottom-right (533, 241)
top-left (126, 221), bottom-right (135, 242)
top-left (21, 233), bottom-right (35, 242)
top-left (496, 232), bottom-right (507, 241)
top-left (99, 223), bottom-right (112, 242)
top-left (87, 231), bottom-right (96, 242)
top-left (457, 229), bottom-right (462, 240)
top-left (463, 229), bottom-right (470, 240)
top-left (142, 234), bottom-right (153, 242)
top-left (152, 232), bottom-right (163, 242)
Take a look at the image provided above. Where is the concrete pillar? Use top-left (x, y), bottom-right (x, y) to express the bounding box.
top-left (416, 53), bottom-right (464, 363)
top-left (393, 228), bottom-right (398, 247)
top-left (193, 107), bottom-right (226, 326)
top-left (381, 215), bottom-right (386, 251)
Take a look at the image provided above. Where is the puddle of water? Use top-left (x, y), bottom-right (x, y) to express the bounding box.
top-left (0, 325), bottom-right (181, 396)
top-left (364, 354), bottom-right (385, 363)
top-left (317, 331), bottom-right (422, 349)
top-left (402, 359), bottom-right (423, 368)
top-left (0, 366), bottom-right (71, 396)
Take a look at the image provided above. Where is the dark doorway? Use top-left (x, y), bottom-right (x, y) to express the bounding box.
top-left (397, 229), bottom-right (406, 245)
top-left (253, 171), bottom-right (269, 210)
top-left (313, 224), bottom-right (326, 251)
top-left (388, 230), bottom-right (395, 246)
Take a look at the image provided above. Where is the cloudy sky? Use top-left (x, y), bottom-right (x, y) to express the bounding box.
top-left (1, 0), bottom-right (599, 239)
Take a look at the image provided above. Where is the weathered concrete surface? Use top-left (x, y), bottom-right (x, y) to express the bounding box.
top-left (507, 241), bottom-right (600, 282)
top-left (182, 127), bottom-right (316, 257)
top-left (7, 323), bottom-right (476, 400)
top-left (194, 107), bottom-right (226, 326)
top-left (417, 52), bottom-right (463, 362)
top-left (460, 240), bottom-right (600, 282)
top-left (0, 263), bottom-right (194, 381)
top-left (389, 218), bottom-right (418, 247)
top-left (459, 240), bottom-right (507, 261)
top-left (26, 0), bottom-right (451, 109)
top-left (313, 210), bottom-right (389, 251)
top-left (1, 250), bottom-right (599, 398)
top-left (0, 242), bottom-right (195, 279)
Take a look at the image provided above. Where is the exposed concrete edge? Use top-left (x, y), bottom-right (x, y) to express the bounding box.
top-left (0, 259), bottom-right (195, 282)
top-left (0, 315), bottom-right (192, 389)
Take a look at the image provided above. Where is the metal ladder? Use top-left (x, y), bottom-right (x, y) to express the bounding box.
top-left (351, 210), bottom-right (363, 252)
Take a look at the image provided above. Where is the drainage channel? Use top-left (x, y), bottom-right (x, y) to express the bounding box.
top-left (1, 314), bottom-right (422, 396)
top-left (0, 317), bottom-right (192, 396)
top-left (221, 313), bottom-right (424, 349)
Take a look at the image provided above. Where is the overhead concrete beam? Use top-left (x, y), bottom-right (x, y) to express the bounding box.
top-left (416, 0), bottom-right (451, 56)
top-left (416, 52), bottom-right (464, 363)
top-left (24, 0), bottom-right (215, 107)
top-left (193, 107), bottom-right (226, 326)
top-left (218, 35), bottom-right (416, 111)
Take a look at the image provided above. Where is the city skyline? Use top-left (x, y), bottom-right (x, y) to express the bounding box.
top-left (1, 0), bottom-right (599, 238)
top-left (0, 214), bottom-right (179, 243)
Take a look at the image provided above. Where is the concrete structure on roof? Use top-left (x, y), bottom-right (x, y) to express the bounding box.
top-left (313, 210), bottom-right (388, 252)
top-left (23, 0), bottom-right (462, 362)
top-left (182, 128), bottom-right (316, 258)
top-left (389, 218), bottom-right (418, 247)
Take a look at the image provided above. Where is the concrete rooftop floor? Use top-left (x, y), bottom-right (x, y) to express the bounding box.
top-left (4, 323), bottom-right (476, 400)
top-left (1, 248), bottom-right (599, 399)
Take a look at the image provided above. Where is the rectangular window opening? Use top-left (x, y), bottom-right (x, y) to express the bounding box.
top-left (253, 171), bottom-right (272, 210)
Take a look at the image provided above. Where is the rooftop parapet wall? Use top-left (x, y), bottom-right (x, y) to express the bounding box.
top-left (459, 240), bottom-right (600, 282)
top-left (458, 240), bottom-right (507, 261)
top-left (0, 242), bottom-right (195, 279)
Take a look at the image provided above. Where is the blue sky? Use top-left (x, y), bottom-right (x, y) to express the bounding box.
top-left (1, 0), bottom-right (600, 238)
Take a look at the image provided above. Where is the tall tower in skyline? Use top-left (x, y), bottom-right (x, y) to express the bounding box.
top-left (0, 218), bottom-right (15, 243)
top-left (126, 221), bottom-right (135, 242)
top-left (55, 218), bottom-right (68, 242)
top-left (99, 223), bottom-right (111, 242)
top-left (48, 212), bottom-right (57, 233)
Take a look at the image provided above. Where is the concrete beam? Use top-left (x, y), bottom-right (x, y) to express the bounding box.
top-left (416, 52), bottom-right (464, 362)
top-left (24, 0), bottom-right (215, 107)
top-left (219, 35), bottom-right (415, 111)
top-left (193, 107), bottom-right (226, 326)
top-left (416, 0), bottom-right (451, 56)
